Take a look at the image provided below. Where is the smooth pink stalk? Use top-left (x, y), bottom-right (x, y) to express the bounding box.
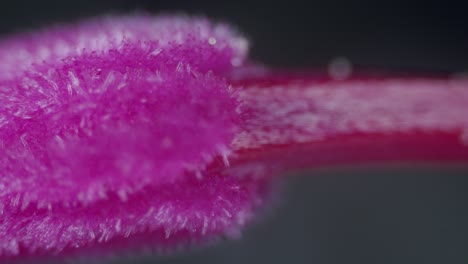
top-left (0, 15), bottom-right (467, 261)
top-left (230, 73), bottom-right (468, 172)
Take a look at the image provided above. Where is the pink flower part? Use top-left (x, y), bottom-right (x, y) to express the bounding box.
top-left (230, 74), bottom-right (468, 171)
top-left (1, 15), bottom-right (468, 261)
top-left (1, 168), bottom-right (271, 259)
top-left (0, 15), bottom-right (245, 206)
top-left (0, 15), bottom-right (270, 259)
top-left (0, 15), bottom-right (248, 79)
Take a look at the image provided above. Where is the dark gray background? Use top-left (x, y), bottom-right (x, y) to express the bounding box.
top-left (1, 0), bottom-right (468, 72)
top-left (1, 1), bottom-right (468, 263)
top-left (118, 166), bottom-right (468, 264)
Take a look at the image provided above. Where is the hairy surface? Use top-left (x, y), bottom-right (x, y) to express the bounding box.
top-left (2, 14), bottom-right (468, 261)
top-left (0, 15), bottom-right (270, 259)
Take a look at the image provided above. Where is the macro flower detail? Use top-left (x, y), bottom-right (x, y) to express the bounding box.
top-left (0, 15), bottom-right (468, 261)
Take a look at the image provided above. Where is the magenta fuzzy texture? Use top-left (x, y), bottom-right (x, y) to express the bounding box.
top-left (0, 15), bottom-right (269, 258)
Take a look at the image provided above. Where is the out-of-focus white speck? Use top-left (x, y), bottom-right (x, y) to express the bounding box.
top-left (328, 57), bottom-right (352, 80)
top-left (208, 37), bottom-right (217, 45)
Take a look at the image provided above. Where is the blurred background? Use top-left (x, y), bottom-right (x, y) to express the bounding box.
top-left (1, 0), bottom-right (468, 73)
top-left (1, 0), bottom-right (468, 263)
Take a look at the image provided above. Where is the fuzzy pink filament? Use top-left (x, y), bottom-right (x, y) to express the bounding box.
top-left (0, 15), bottom-right (269, 258)
top-left (1, 14), bottom-right (468, 261)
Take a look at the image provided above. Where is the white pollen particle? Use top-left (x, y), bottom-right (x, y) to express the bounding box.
top-left (208, 37), bottom-right (217, 45)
